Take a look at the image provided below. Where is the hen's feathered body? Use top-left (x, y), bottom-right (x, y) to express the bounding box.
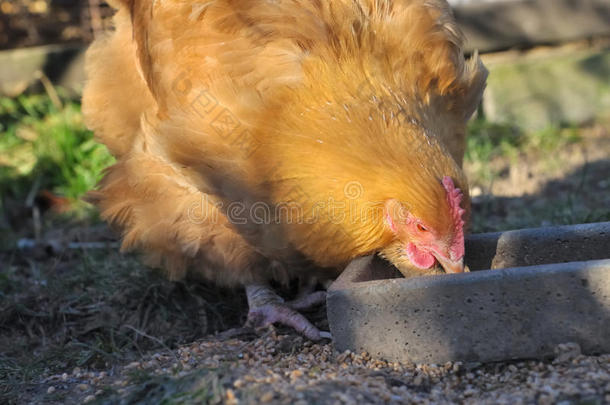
top-left (83, 0), bottom-right (487, 325)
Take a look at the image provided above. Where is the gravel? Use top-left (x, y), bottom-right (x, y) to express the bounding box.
top-left (37, 327), bottom-right (610, 404)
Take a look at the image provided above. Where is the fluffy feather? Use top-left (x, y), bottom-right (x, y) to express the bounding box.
top-left (83, 0), bottom-right (486, 286)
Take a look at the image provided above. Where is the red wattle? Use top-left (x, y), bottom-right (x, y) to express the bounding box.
top-left (406, 243), bottom-right (436, 269)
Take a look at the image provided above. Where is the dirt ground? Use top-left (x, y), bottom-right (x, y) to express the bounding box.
top-left (0, 1), bottom-right (113, 50)
top-left (465, 124), bottom-right (610, 233)
top-left (1, 123), bottom-right (608, 404)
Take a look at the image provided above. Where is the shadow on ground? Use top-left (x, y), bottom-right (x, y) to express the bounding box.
top-left (471, 158), bottom-right (610, 233)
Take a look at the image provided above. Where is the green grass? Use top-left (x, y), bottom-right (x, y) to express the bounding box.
top-left (0, 92), bottom-right (114, 215)
top-left (464, 118), bottom-right (608, 233)
top-left (464, 118), bottom-right (582, 185)
top-left (465, 119), bottom-right (523, 163)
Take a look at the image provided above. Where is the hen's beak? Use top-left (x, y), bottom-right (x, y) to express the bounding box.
top-left (434, 254), bottom-right (465, 274)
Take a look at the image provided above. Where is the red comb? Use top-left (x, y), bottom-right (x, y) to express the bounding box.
top-left (442, 176), bottom-right (465, 260)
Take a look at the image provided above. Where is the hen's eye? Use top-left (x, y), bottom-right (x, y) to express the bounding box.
top-left (417, 223), bottom-right (428, 232)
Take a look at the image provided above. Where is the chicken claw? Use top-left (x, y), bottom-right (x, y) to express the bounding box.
top-left (287, 290), bottom-right (327, 310)
top-left (245, 284), bottom-right (329, 341)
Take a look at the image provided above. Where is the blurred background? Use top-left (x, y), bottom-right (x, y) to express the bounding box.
top-left (0, 1), bottom-right (609, 403)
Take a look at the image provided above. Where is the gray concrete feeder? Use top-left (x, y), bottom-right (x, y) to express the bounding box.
top-left (327, 222), bottom-right (610, 364)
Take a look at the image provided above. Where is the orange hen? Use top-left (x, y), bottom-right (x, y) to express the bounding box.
top-left (83, 0), bottom-right (487, 339)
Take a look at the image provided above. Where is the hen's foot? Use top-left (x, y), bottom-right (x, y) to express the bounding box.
top-left (245, 284), bottom-right (330, 341)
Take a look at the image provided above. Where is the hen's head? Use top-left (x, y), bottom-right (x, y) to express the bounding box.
top-left (382, 176), bottom-right (467, 275)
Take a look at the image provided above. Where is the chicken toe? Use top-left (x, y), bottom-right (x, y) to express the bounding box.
top-left (245, 284), bottom-right (328, 341)
top-left (286, 290), bottom-right (326, 311)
